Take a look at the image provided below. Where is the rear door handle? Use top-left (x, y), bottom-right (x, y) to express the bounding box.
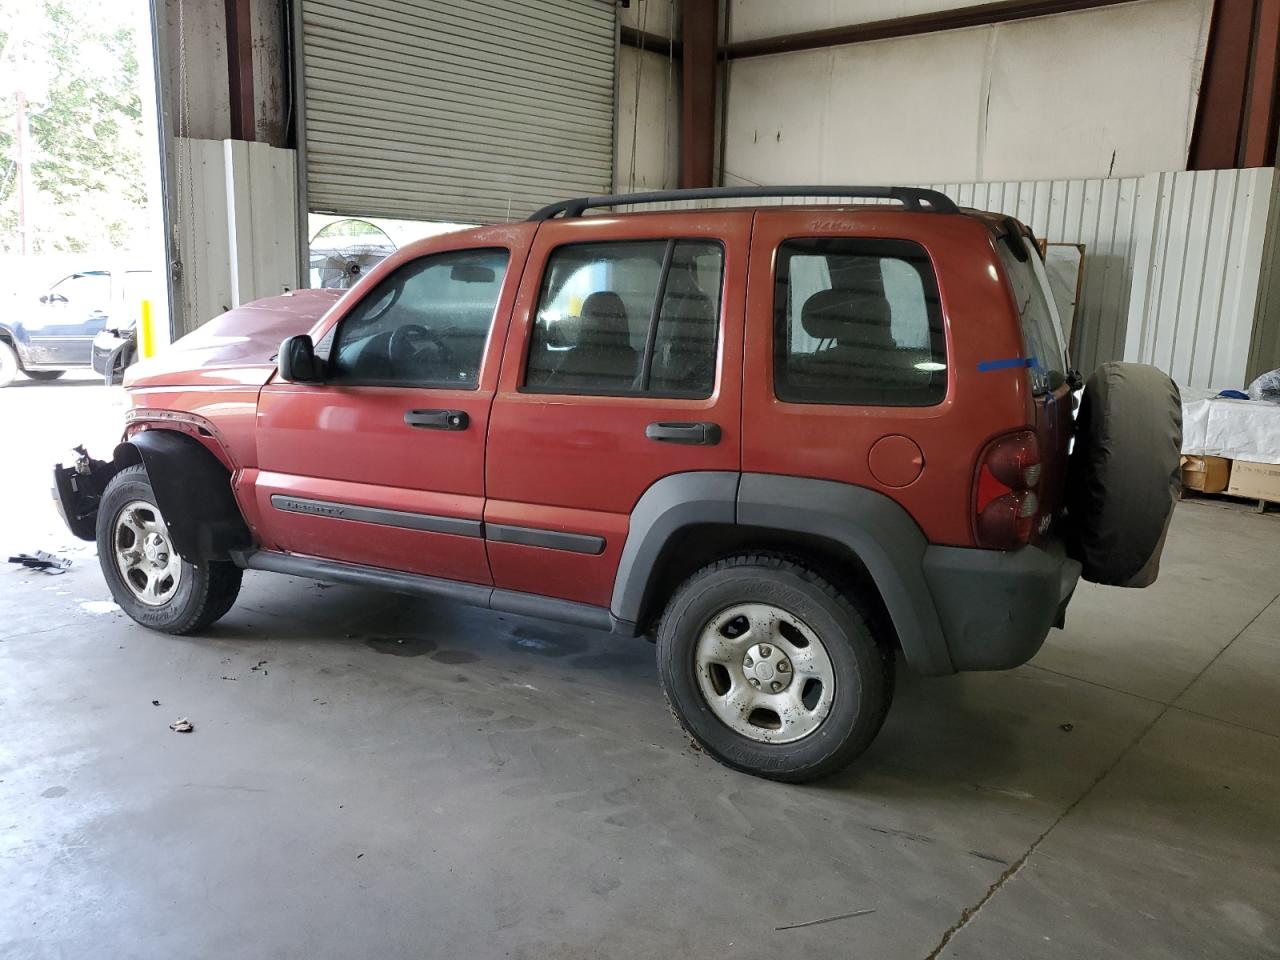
top-left (404, 409), bottom-right (469, 431)
top-left (645, 421), bottom-right (721, 445)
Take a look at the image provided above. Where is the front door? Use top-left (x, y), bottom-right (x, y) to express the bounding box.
top-left (25, 271), bottom-right (112, 365)
top-left (484, 212), bottom-right (750, 608)
top-left (253, 227), bottom-right (534, 583)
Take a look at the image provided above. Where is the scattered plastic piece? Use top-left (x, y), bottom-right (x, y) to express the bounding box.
top-left (7, 551), bottom-right (72, 573)
top-left (169, 718), bottom-right (194, 733)
top-left (1059, 722), bottom-right (1074, 732)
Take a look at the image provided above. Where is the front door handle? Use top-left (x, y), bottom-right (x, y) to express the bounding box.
top-left (404, 409), bottom-right (469, 431)
top-left (645, 421), bottom-right (721, 445)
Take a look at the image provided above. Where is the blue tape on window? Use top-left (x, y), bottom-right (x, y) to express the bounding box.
top-left (977, 357), bottom-right (1036, 372)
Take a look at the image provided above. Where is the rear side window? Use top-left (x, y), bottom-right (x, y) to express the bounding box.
top-left (996, 237), bottom-right (1068, 393)
top-left (774, 238), bottom-right (946, 406)
top-left (524, 239), bottom-right (723, 398)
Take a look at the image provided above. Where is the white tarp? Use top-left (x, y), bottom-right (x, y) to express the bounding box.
top-left (1181, 390), bottom-right (1280, 465)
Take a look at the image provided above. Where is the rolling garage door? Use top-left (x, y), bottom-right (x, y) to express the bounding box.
top-left (300, 0), bottom-right (616, 223)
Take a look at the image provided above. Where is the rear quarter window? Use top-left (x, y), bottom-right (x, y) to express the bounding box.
top-left (996, 237), bottom-right (1068, 393)
top-left (773, 238), bottom-right (946, 407)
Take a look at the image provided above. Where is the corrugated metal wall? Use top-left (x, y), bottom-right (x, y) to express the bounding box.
top-left (924, 178), bottom-right (1143, 377)
top-left (1123, 168), bottom-right (1275, 389)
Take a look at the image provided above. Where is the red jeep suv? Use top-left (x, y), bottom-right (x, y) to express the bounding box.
top-left (54, 187), bottom-right (1181, 781)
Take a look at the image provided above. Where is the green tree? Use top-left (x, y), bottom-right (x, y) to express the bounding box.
top-left (0, 0), bottom-right (146, 254)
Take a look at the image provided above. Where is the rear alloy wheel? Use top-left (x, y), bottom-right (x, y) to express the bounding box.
top-left (657, 554), bottom-right (893, 782)
top-left (0, 341), bottom-right (18, 388)
top-left (96, 465), bottom-right (243, 634)
top-left (25, 369), bottom-right (65, 381)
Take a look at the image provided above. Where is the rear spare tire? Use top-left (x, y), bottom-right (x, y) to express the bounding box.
top-left (1066, 362), bottom-right (1181, 587)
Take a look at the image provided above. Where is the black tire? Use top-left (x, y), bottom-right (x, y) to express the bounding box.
top-left (656, 554), bottom-right (894, 783)
top-left (25, 369), bottom-right (65, 381)
top-left (1066, 362), bottom-right (1182, 587)
top-left (0, 340), bottom-right (18, 388)
top-left (96, 465), bottom-right (243, 634)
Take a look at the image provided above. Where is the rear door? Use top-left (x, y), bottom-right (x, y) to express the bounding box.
top-left (253, 225), bottom-right (534, 583)
top-left (484, 212), bottom-right (750, 608)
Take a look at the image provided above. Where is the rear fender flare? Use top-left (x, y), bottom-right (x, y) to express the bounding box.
top-left (610, 472), bottom-right (956, 676)
top-left (112, 430), bottom-right (251, 562)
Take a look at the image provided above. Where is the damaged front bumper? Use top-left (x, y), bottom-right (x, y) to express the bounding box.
top-left (52, 446), bottom-right (115, 541)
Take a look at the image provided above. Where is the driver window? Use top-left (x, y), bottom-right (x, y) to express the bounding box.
top-left (50, 272), bottom-right (111, 310)
top-left (328, 248), bottom-right (509, 388)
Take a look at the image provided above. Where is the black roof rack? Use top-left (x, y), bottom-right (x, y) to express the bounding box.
top-left (528, 185), bottom-right (959, 221)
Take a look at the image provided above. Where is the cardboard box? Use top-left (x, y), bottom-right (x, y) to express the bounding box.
top-left (1181, 455), bottom-right (1231, 494)
top-left (1226, 459), bottom-right (1280, 503)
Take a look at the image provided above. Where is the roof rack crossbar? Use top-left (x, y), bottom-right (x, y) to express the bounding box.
top-left (528, 185), bottom-right (959, 221)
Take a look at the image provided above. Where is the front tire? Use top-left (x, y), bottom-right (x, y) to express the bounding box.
top-left (0, 341), bottom-right (19, 387)
top-left (25, 369), bottom-right (65, 381)
top-left (96, 465), bottom-right (243, 634)
top-left (656, 554), bottom-right (893, 783)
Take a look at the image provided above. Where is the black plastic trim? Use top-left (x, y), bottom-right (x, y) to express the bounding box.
top-left (118, 431), bottom-right (251, 562)
top-left (611, 472), bottom-right (741, 624)
top-left (237, 550), bottom-right (614, 633)
top-left (529, 186), bottom-right (960, 220)
top-left (270, 495), bottom-right (481, 537)
top-left (486, 523), bottom-right (605, 555)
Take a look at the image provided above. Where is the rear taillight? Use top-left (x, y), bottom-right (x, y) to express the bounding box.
top-left (974, 431), bottom-right (1042, 549)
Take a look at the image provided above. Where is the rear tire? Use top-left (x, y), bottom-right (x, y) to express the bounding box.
top-left (0, 341), bottom-right (18, 387)
top-left (96, 465), bottom-right (243, 634)
top-left (25, 369), bottom-right (65, 381)
top-left (656, 554), bottom-right (894, 783)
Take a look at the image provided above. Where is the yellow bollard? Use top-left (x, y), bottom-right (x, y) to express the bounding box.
top-left (139, 299), bottom-right (156, 359)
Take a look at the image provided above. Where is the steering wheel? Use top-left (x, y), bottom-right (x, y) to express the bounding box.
top-left (387, 324), bottom-right (452, 379)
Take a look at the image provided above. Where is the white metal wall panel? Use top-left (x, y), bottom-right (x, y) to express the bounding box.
top-left (175, 138), bottom-right (300, 337)
top-left (925, 178), bottom-right (1142, 375)
top-left (300, 0), bottom-right (616, 223)
top-left (1124, 169), bottom-right (1274, 389)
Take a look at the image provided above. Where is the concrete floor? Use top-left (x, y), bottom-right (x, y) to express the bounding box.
top-left (2, 376), bottom-right (1278, 959)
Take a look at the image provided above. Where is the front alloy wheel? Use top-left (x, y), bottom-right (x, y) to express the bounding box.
top-left (113, 500), bottom-right (183, 605)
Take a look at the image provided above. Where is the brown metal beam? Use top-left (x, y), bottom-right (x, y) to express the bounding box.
top-left (681, 0), bottom-right (717, 188)
top-left (620, 25), bottom-right (682, 59)
top-left (723, 0), bottom-right (1142, 59)
top-left (225, 0), bottom-right (256, 141)
top-left (1242, 0), bottom-right (1280, 167)
top-left (1189, 0), bottom-right (1272, 169)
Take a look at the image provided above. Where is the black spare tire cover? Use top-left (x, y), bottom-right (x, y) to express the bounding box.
top-left (1066, 362), bottom-right (1181, 588)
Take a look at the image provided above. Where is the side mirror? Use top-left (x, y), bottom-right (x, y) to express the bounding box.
top-left (39, 294), bottom-right (49, 304)
top-left (278, 334), bottom-right (323, 383)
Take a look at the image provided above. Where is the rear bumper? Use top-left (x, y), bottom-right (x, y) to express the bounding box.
top-left (922, 538), bottom-right (1081, 671)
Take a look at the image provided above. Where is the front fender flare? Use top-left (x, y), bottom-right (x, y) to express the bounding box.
top-left (114, 430), bottom-right (251, 562)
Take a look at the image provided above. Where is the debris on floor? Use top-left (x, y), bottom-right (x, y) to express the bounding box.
top-left (7, 551), bottom-right (72, 573)
top-left (775, 908), bottom-right (876, 931)
top-left (151, 700), bottom-right (160, 706)
top-left (169, 718), bottom-right (194, 733)
top-left (79, 599), bottom-right (121, 615)
top-left (1060, 722), bottom-right (1075, 732)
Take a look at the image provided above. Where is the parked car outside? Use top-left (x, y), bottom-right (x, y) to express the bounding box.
top-left (0, 266), bottom-right (154, 386)
top-left (51, 187), bottom-right (1182, 781)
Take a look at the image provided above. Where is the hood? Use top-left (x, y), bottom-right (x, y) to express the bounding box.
top-left (125, 289), bottom-right (345, 388)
